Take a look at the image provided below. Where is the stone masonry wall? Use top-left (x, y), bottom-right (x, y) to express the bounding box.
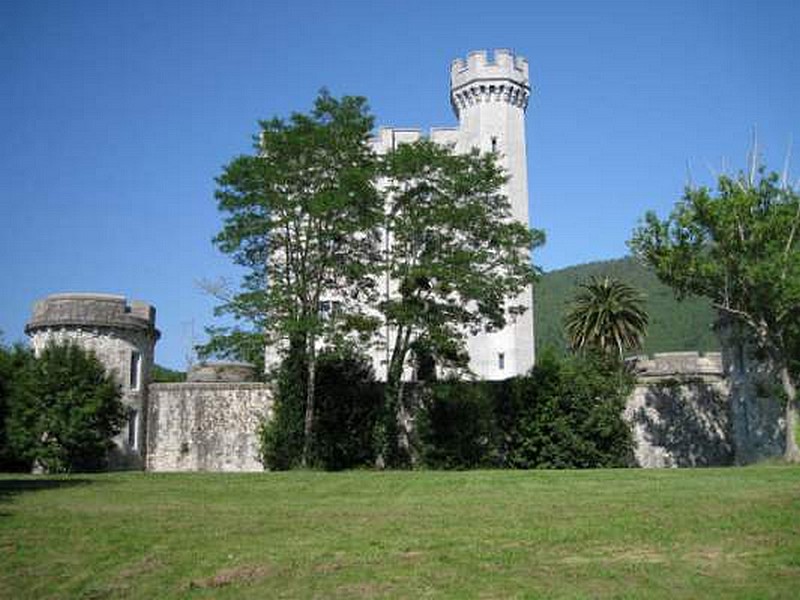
top-left (146, 383), bottom-right (272, 472)
top-left (625, 352), bottom-right (734, 468)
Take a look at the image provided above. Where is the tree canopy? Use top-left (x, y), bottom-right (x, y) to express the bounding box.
top-left (630, 168), bottom-right (800, 461)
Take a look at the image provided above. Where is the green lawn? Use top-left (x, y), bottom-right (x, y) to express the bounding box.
top-left (1, 468), bottom-right (799, 599)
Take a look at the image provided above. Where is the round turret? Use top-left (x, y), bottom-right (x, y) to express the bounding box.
top-left (26, 293), bottom-right (160, 469)
top-left (450, 49), bottom-right (530, 118)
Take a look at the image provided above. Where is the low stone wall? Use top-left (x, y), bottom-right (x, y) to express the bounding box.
top-left (625, 352), bottom-right (734, 468)
top-left (146, 383), bottom-right (272, 472)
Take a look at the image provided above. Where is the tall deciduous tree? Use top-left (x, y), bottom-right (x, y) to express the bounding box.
top-left (210, 91), bottom-right (382, 466)
top-left (630, 169), bottom-right (800, 462)
top-left (376, 139), bottom-right (543, 466)
top-left (564, 275), bottom-right (649, 359)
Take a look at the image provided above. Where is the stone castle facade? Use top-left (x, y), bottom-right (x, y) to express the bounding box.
top-left (23, 51), bottom-right (786, 471)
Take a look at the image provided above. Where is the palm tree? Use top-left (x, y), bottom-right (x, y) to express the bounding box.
top-left (564, 276), bottom-right (649, 359)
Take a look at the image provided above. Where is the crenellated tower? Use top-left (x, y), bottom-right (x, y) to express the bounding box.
top-left (450, 49), bottom-right (535, 379)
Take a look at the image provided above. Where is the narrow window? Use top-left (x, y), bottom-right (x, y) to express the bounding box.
top-left (128, 409), bottom-right (138, 450)
top-left (735, 343), bottom-right (745, 374)
top-left (498, 352), bottom-right (505, 370)
top-left (491, 136), bottom-right (498, 153)
top-left (130, 351), bottom-right (141, 390)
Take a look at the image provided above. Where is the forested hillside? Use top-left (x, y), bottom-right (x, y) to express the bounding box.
top-left (534, 256), bottom-right (719, 356)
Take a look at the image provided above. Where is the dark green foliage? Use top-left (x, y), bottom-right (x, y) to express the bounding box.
top-left (418, 381), bottom-right (498, 469)
top-left (261, 345), bottom-right (380, 471)
top-left (260, 337), bottom-right (307, 470)
top-left (498, 352), bottom-right (634, 468)
top-left (7, 343), bottom-right (125, 473)
top-left (312, 350), bottom-right (381, 470)
top-left (0, 343), bottom-right (34, 471)
top-left (418, 353), bottom-right (633, 470)
top-left (151, 364), bottom-right (186, 383)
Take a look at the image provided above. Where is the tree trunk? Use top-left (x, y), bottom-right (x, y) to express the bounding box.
top-left (301, 343), bottom-right (317, 468)
top-left (779, 365), bottom-right (800, 463)
top-left (375, 326), bottom-right (410, 469)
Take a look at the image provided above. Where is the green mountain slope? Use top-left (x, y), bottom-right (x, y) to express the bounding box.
top-left (534, 256), bottom-right (719, 356)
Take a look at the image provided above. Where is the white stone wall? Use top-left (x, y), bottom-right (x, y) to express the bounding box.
top-left (146, 383), bottom-right (272, 472)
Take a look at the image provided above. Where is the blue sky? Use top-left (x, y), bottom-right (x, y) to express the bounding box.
top-left (2, 0), bottom-right (799, 369)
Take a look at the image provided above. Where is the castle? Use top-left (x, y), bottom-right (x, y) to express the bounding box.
top-left (23, 51), bottom-right (786, 471)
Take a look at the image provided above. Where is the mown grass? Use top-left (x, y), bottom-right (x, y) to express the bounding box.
top-left (1, 467), bottom-right (799, 599)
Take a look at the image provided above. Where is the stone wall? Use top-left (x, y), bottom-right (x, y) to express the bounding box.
top-left (625, 352), bottom-right (734, 467)
top-left (146, 382), bottom-right (272, 472)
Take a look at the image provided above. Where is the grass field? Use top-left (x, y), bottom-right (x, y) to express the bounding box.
top-left (1, 467), bottom-right (799, 599)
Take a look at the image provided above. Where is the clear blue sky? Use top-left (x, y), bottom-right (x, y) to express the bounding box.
top-left (2, 0), bottom-right (799, 369)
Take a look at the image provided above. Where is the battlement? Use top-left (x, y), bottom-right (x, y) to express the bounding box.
top-left (369, 127), bottom-right (422, 154)
top-left (26, 293), bottom-right (159, 338)
top-left (630, 352), bottom-right (724, 381)
top-left (450, 49), bottom-right (530, 117)
top-left (450, 49), bottom-right (529, 92)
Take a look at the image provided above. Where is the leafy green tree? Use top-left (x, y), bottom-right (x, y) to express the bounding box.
top-left (630, 169), bottom-right (800, 462)
top-left (8, 343), bottom-right (125, 473)
top-left (209, 91), bottom-right (383, 466)
top-left (376, 139), bottom-right (544, 467)
top-left (564, 275), bottom-right (649, 359)
top-left (0, 341), bottom-right (34, 471)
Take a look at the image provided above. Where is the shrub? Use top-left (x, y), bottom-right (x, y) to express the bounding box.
top-left (418, 381), bottom-right (499, 469)
top-left (7, 343), bottom-right (125, 473)
top-left (260, 339), bottom-right (307, 470)
top-left (0, 342), bottom-right (34, 471)
top-left (499, 351), bottom-right (634, 468)
top-left (312, 350), bottom-right (381, 470)
top-left (260, 346), bottom-right (380, 471)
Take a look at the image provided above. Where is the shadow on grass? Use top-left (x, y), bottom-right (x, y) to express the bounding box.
top-left (0, 478), bottom-right (94, 515)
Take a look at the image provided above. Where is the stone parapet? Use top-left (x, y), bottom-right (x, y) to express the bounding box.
top-left (26, 293), bottom-right (159, 339)
top-left (187, 362), bottom-right (258, 383)
top-left (631, 352), bottom-right (723, 382)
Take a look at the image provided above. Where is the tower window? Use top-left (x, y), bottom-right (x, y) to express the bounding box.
top-left (130, 351), bottom-right (141, 390)
top-left (498, 352), bottom-right (505, 370)
top-left (128, 409), bottom-right (138, 450)
top-left (491, 137), bottom-right (498, 153)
